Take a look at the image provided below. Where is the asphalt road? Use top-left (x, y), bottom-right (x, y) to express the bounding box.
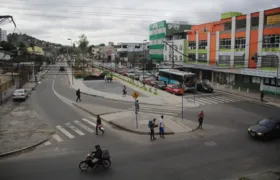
top-left (0, 65), bottom-right (280, 180)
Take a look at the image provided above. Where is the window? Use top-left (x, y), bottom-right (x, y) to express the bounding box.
top-left (236, 19), bottom-right (246, 29)
top-left (188, 53), bottom-right (196, 62)
top-left (194, 30), bottom-right (198, 34)
top-left (264, 78), bottom-right (280, 87)
top-left (122, 45), bottom-right (127, 48)
top-left (218, 55), bottom-right (230, 65)
top-left (261, 55), bottom-right (279, 68)
top-left (169, 55), bottom-right (172, 61)
top-left (198, 53), bottom-right (207, 62)
top-left (199, 40), bottom-right (207, 49)
top-left (179, 56), bottom-right (183, 61)
top-left (224, 22), bottom-right (232, 31)
top-left (165, 55), bottom-right (167, 61)
top-left (165, 45), bottom-right (167, 51)
top-left (189, 41), bottom-right (196, 50)
top-left (174, 45), bottom-right (178, 50)
top-left (203, 28), bottom-right (208, 33)
top-left (174, 55), bottom-right (178, 60)
top-left (251, 16), bottom-right (259, 27)
top-left (234, 56), bottom-right (245, 65)
top-left (219, 38), bottom-right (231, 49)
top-left (179, 45), bottom-right (183, 50)
top-left (235, 37), bottom-right (246, 49)
top-left (263, 34), bottom-right (280, 49)
top-left (252, 77), bottom-right (260, 84)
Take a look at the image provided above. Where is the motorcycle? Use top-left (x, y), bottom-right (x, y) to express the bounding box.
top-left (79, 149), bottom-right (111, 171)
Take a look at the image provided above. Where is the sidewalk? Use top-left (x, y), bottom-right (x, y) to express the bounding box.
top-left (73, 103), bottom-right (192, 135)
top-left (212, 83), bottom-right (280, 108)
top-left (0, 80), bottom-right (54, 157)
top-left (67, 68), bottom-right (199, 107)
top-left (225, 168), bottom-right (280, 180)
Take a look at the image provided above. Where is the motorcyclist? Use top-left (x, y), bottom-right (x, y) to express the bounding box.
top-left (91, 145), bottom-right (103, 164)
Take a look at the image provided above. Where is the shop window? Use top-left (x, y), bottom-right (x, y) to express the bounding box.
top-left (263, 34), bottom-right (280, 50)
top-left (271, 78), bottom-right (276, 86)
top-left (252, 77), bottom-right (260, 84)
top-left (264, 78), bottom-right (270, 85)
top-left (199, 40), bottom-right (207, 49)
top-left (235, 37), bottom-right (246, 49)
top-left (188, 41), bottom-right (196, 50)
top-left (219, 38), bottom-right (231, 49)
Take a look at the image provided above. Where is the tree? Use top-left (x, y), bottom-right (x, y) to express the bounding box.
top-left (99, 43), bottom-right (105, 47)
top-left (0, 41), bottom-right (17, 51)
top-left (77, 34), bottom-right (89, 71)
top-left (88, 45), bottom-right (95, 54)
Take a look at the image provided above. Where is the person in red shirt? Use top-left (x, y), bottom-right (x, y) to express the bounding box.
top-left (197, 110), bottom-right (204, 129)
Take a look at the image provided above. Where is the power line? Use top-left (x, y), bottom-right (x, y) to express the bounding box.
top-left (0, 5), bottom-right (216, 22)
top-left (0, 1), bottom-right (223, 14)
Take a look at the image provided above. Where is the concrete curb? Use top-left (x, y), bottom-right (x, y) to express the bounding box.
top-left (0, 131), bottom-right (55, 158)
top-left (72, 103), bottom-right (175, 135)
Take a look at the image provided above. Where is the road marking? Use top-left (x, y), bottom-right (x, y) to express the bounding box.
top-left (81, 118), bottom-right (96, 127)
top-left (52, 134), bottom-right (63, 142)
top-left (127, 108), bottom-right (178, 116)
top-left (211, 96), bottom-right (236, 102)
top-left (197, 98), bottom-right (219, 104)
top-left (44, 141), bottom-right (52, 146)
top-left (74, 120), bottom-right (95, 133)
top-left (65, 122), bottom-right (85, 136)
top-left (56, 125), bottom-right (75, 139)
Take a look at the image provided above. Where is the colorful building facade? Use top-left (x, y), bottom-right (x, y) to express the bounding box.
top-left (183, 7), bottom-right (280, 94)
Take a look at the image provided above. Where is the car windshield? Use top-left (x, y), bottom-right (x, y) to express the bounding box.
top-left (15, 90), bottom-right (24, 93)
top-left (258, 119), bottom-right (276, 128)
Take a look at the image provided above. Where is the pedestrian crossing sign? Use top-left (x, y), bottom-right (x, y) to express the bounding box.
top-left (132, 91), bottom-right (140, 99)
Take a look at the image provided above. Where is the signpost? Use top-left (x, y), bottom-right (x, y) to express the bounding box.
top-left (132, 91), bottom-right (140, 129)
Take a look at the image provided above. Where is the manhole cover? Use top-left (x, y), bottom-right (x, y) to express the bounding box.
top-left (204, 141), bottom-right (217, 146)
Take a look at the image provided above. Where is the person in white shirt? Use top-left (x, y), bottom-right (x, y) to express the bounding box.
top-left (159, 115), bottom-right (165, 138)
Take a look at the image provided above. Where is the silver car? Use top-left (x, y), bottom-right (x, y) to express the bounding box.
top-left (13, 89), bottom-right (28, 101)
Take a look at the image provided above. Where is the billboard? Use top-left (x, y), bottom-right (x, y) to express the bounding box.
top-left (266, 14), bottom-right (280, 25)
top-left (166, 23), bottom-right (192, 36)
top-left (149, 21), bottom-right (167, 31)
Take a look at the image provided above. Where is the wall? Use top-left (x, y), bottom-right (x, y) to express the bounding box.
top-left (163, 39), bottom-right (185, 63)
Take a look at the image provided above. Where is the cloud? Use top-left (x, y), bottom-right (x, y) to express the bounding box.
top-left (0, 0), bottom-right (278, 45)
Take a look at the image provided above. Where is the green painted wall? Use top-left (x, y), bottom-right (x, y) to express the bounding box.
top-left (149, 44), bottom-right (164, 50)
top-left (184, 40), bottom-right (188, 62)
top-left (221, 12), bottom-right (243, 19)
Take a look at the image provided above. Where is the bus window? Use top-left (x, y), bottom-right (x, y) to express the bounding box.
top-left (264, 78), bottom-right (270, 85)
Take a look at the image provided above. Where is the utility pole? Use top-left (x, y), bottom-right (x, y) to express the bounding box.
top-left (143, 40), bottom-right (147, 78)
top-left (171, 41), bottom-right (174, 69)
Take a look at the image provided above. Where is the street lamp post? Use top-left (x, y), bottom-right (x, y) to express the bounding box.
top-left (67, 38), bottom-right (74, 85)
top-left (143, 40), bottom-right (147, 79)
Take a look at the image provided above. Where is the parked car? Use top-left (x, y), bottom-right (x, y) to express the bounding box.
top-left (139, 75), bottom-right (150, 82)
top-left (155, 81), bottom-right (167, 90)
top-left (13, 89), bottom-right (28, 101)
top-left (248, 116), bottom-right (280, 140)
top-left (165, 84), bottom-right (184, 95)
top-left (59, 66), bottom-right (65, 71)
top-left (143, 78), bottom-right (156, 86)
top-left (196, 79), bottom-right (214, 93)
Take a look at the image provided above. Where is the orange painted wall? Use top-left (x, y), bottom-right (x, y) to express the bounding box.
top-left (220, 33), bottom-right (231, 39)
top-left (199, 33), bottom-right (207, 40)
top-left (191, 22), bottom-right (215, 34)
top-left (209, 33), bottom-right (216, 65)
top-left (235, 31), bottom-right (246, 38)
top-left (251, 12), bottom-right (259, 17)
top-left (236, 15), bottom-right (246, 20)
top-left (263, 27), bottom-right (280, 35)
top-left (188, 35), bottom-right (196, 41)
top-left (248, 30), bottom-right (258, 68)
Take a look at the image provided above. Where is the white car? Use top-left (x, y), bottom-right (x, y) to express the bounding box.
top-left (13, 89), bottom-right (28, 101)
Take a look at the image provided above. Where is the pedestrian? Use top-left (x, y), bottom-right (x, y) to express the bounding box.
top-left (148, 118), bottom-right (157, 141)
top-left (135, 100), bottom-right (140, 114)
top-left (197, 110), bottom-right (204, 130)
top-left (95, 115), bottom-right (104, 135)
top-left (123, 85), bottom-right (127, 97)
top-left (260, 90), bottom-right (264, 102)
top-left (104, 75), bottom-right (107, 82)
top-left (159, 115), bottom-right (165, 138)
top-left (76, 88), bottom-right (81, 102)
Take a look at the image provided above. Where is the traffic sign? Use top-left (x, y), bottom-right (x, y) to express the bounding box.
top-left (132, 91), bottom-right (140, 99)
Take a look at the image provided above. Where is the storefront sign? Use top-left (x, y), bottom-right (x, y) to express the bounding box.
top-left (241, 68), bottom-right (277, 78)
top-left (149, 21), bottom-right (167, 30)
top-left (267, 14), bottom-right (280, 25)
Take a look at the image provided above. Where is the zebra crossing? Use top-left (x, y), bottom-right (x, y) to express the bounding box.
top-left (44, 117), bottom-right (101, 146)
top-left (127, 104), bottom-right (181, 116)
top-left (185, 95), bottom-right (247, 106)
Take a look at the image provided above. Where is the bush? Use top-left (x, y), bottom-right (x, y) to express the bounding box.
top-left (74, 71), bottom-right (88, 79)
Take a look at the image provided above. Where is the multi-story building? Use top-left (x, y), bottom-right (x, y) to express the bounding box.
top-left (149, 21), bottom-right (192, 65)
top-left (99, 42), bottom-right (117, 62)
top-left (115, 42), bottom-right (149, 68)
top-left (181, 7), bottom-right (280, 94)
top-left (0, 28), bottom-right (7, 42)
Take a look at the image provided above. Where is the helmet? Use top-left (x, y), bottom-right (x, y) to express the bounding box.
top-left (95, 145), bottom-right (101, 149)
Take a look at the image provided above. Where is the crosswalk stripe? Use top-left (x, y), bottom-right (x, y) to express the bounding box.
top-left (197, 97), bottom-right (219, 104)
top-left (202, 97), bottom-right (225, 103)
top-left (44, 141), bottom-right (52, 146)
top-left (212, 96), bottom-right (237, 102)
top-left (52, 134), bottom-right (63, 142)
top-left (131, 105), bottom-right (179, 111)
top-left (74, 120), bottom-right (95, 133)
top-left (222, 96), bottom-right (242, 102)
top-left (187, 98), bottom-right (205, 105)
top-left (56, 125), bottom-right (75, 139)
top-left (130, 106), bottom-right (180, 112)
top-left (82, 118), bottom-right (97, 127)
top-left (127, 108), bottom-right (179, 116)
top-left (65, 122), bottom-right (85, 136)
top-left (194, 98), bottom-right (212, 105)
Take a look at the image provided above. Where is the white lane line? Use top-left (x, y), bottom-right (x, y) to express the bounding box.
top-left (81, 118), bottom-right (96, 127)
top-left (74, 120), bottom-right (95, 133)
top-left (52, 134), bottom-right (64, 142)
top-left (131, 105), bottom-right (181, 111)
top-left (44, 141), bottom-right (52, 146)
top-left (56, 125), bottom-right (75, 139)
top-left (65, 122), bottom-right (85, 136)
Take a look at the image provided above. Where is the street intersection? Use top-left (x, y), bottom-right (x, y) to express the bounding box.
top-left (0, 65), bottom-right (280, 180)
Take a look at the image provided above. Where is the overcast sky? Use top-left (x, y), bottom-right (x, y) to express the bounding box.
top-left (0, 0), bottom-right (279, 46)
